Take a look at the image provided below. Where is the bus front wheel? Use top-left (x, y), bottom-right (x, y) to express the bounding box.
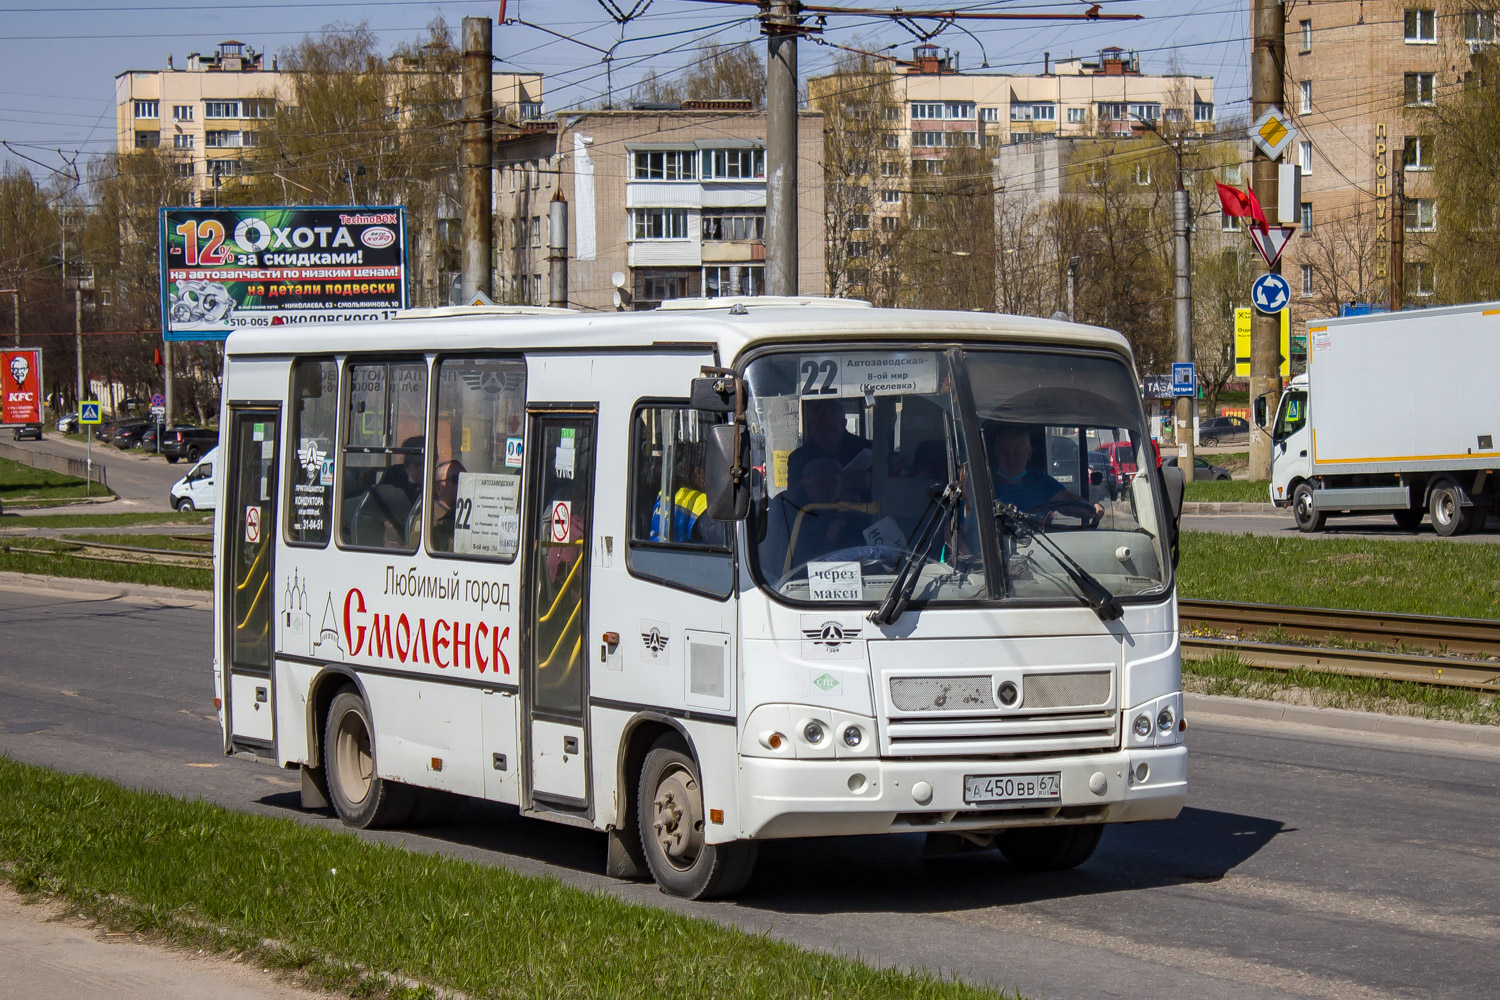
top-left (997, 823), bottom-right (1104, 872)
top-left (637, 737), bottom-right (757, 899)
top-left (324, 687), bottom-right (415, 829)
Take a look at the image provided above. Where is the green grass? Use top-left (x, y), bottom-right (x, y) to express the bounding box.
top-left (0, 540), bottom-right (210, 590)
top-left (0, 757), bottom-right (1015, 1000)
top-left (1184, 651), bottom-right (1500, 727)
top-left (60, 532), bottom-right (212, 553)
top-left (1183, 479), bottom-right (1270, 502)
top-left (0, 510), bottom-right (211, 528)
top-left (1178, 529), bottom-right (1500, 619)
top-left (0, 455), bottom-right (113, 502)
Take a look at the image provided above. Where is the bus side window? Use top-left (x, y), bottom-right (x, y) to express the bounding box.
top-left (340, 358), bottom-right (427, 551)
top-left (427, 356), bottom-right (526, 560)
top-left (626, 404), bottom-right (733, 600)
top-left (286, 358), bottom-right (337, 546)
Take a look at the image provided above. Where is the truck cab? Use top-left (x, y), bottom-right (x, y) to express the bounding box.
top-left (1268, 374), bottom-right (1310, 513)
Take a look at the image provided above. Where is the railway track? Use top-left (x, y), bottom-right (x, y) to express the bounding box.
top-left (1180, 599), bottom-right (1500, 692)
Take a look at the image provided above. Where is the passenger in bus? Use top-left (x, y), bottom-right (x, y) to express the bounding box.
top-left (429, 459), bottom-right (465, 551)
top-left (379, 436), bottom-right (425, 505)
top-left (761, 456), bottom-right (871, 573)
top-left (787, 398), bottom-right (872, 494)
top-left (989, 424), bottom-right (1103, 523)
top-left (649, 448), bottom-right (725, 546)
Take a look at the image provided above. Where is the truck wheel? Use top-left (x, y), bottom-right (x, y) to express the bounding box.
top-left (637, 736), bottom-right (757, 899)
top-left (324, 687), bottom-right (416, 829)
top-left (1429, 482), bottom-right (1474, 537)
top-left (997, 823), bottom-right (1104, 871)
top-left (1392, 507), bottom-right (1423, 531)
top-left (1292, 483), bottom-right (1325, 532)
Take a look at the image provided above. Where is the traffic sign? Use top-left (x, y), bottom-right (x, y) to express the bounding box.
top-left (550, 500), bottom-right (572, 543)
top-left (150, 392), bottom-right (164, 408)
top-left (150, 405), bottom-right (166, 418)
top-left (1171, 362), bottom-right (1196, 398)
top-left (79, 401), bottom-right (102, 425)
top-left (466, 290), bottom-right (496, 307)
top-left (1252, 272), bottom-right (1292, 314)
top-left (1248, 225), bottom-right (1297, 267)
top-left (1248, 106), bottom-right (1298, 160)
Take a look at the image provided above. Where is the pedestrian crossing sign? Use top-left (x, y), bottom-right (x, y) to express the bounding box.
top-left (80, 401), bottom-right (102, 425)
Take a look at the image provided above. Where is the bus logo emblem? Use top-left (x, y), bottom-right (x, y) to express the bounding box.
top-left (813, 673), bottom-right (840, 692)
top-left (642, 628), bottom-right (668, 654)
top-left (803, 621), bottom-right (860, 651)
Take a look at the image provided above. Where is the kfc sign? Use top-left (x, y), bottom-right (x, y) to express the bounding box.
top-left (1, 349), bottom-right (42, 426)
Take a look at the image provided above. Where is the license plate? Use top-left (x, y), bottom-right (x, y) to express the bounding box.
top-left (963, 772), bottom-right (1062, 806)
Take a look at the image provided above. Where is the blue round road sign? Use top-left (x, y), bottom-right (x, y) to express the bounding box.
top-left (1252, 272), bottom-right (1291, 314)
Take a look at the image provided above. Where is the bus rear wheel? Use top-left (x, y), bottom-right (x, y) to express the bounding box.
top-left (637, 737), bottom-right (757, 899)
top-left (997, 823), bottom-right (1104, 871)
top-left (324, 687), bottom-right (415, 829)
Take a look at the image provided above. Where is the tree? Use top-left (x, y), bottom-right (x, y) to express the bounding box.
top-left (891, 143), bottom-right (995, 311)
top-left (1424, 37), bottom-right (1500, 302)
top-left (631, 42), bottom-right (766, 108)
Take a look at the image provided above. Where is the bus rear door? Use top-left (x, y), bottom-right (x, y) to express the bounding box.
top-left (222, 407), bottom-right (280, 753)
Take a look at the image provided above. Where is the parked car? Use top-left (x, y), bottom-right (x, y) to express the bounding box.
top-left (1193, 456), bottom-right (1232, 481)
top-left (11, 423), bottom-right (42, 441)
top-left (160, 425), bottom-right (219, 464)
top-left (138, 425), bottom-right (161, 452)
top-left (96, 418), bottom-right (148, 443)
top-left (55, 413), bottom-right (79, 433)
top-left (112, 421), bottom-right (153, 449)
top-left (1199, 415), bottom-right (1250, 446)
top-left (169, 446), bottom-right (218, 512)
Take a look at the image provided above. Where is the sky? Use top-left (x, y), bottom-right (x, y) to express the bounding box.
top-left (0, 0), bottom-right (1250, 182)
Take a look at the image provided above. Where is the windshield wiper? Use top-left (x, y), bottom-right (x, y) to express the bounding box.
top-left (869, 481), bottom-right (961, 626)
top-left (993, 502), bottom-right (1123, 622)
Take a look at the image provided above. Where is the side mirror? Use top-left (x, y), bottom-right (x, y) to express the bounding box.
top-left (690, 376), bottom-right (738, 414)
top-left (1158, 463), bottom-right (1185, 569)
top-left (1253, 395), bottom-right (1268, 427)
top-left (704, 423), bottom-right (751, 521)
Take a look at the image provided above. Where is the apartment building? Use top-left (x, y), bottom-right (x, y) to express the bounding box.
top-left (494, 103), bottom-right (825, 311)
top-left (115, 40), bottom-right (543, 201)
top-left (1282, 3), bottom-right (1493, 319)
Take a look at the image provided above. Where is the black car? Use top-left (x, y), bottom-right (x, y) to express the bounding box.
top-left (97, 418), bottom-right (149, 444)
top-left (160, 425), bottom-right (219, 463)
top-left (1199, 415), bottom-right (1250, 446)
top-left (112, 421), bottom-right (153, 449)
top-left (1193, 456), bottom-right (1232, 481)
top-left (11, 423), bottom-right (42, 441)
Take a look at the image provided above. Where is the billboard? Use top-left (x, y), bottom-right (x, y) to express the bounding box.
top-left (1, 348), bottom-right (43, 426)
top-left (159, 206), bottom-right (409, 342)
top-left (1234, 307), bottom-right (1291, 377)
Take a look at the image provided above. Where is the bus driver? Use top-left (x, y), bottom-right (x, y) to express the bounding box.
top-left (989, 424), bottom-right (1104, 523)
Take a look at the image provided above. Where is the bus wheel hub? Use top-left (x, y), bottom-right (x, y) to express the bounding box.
top-left (653, 769), bottom-right (701, 861)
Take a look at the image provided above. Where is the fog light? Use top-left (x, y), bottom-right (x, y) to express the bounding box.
top-left (803, 721), bottom-right (826, 745)
top-left (847, 773), bottom-right (867, 793)
top-left (1133, 714), bottom-right (1152, 738)
top-left (842, 725), bottom-right (862, 748)
top-left (1157, 707), bottom-right (1175, 733)
top-left (1134, 762), bottom-right (1149, 783)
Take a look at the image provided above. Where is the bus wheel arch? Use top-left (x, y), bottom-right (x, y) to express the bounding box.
top-left (608, 715), bottom-right (694, 880)
top-left (635, 731), bottom-right (757, 899)
top-left (321, 681), bottom-right (416, 829)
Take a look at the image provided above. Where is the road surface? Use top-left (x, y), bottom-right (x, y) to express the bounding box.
top-left (1, 585), bottom-right (1497, 1000)
top-left (1185, 510), bottom-right (1500, 542)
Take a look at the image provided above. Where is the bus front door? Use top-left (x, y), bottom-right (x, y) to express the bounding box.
top-left (522, 411), bottom-right (597, 814)
top-left (223, 408), bottom-right (280, 753)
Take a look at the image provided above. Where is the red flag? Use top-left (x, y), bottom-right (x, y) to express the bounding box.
top-left (1215, 181), bottom-right (1269, 234)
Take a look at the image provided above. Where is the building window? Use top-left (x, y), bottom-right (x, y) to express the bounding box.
top-left (1096, 102), bottom-right (1129, 122)
top-left (1128, 103), bottom-right (1161, 122)
top-left (881, 161), bottom-right (900, 177)
top-left (1405, 197), bottom-right (1436, 231)
top-left (173, 161), bottom-right (194, 178)
top-left (701, 211), bottom-right (764, 241)
top-left (850, 213), bottom-right (870, 231)
top-left (635, 269), bottom-right (696, 309)
top-left (702, 265), bottom-right (763, 298)
top-left (881, 189), bottom-right (900, 204)
top-left (427, 357), bottom-right (526, 560)
top-left (1134, 163), bottom-right (1151, 186)
top-left (1299, 81), bottom-right (1312, 113)
top-left (134, 131), bottom-right (159, 149)
top-left (1164, 108), bottom-right (1185, 123)
top-left (1221, 212), bottom-right (1242, 233)
top-left (241, 99), bottom-right (274, 119)
top-left (1300, 201), bottom-right (1313, 232)
top-left (173, 133), bottom-right (193, 150)
top-left (172, 104), bottom-right (194, 122)
top-left (883, 134), bottom-right (900, 149)
top-left (950, 131), bottom-right (977, 147)
top-left (910, 102), bottom-right (944, 120)
top-left (204, 101), bottom-right (240, 119)
top-left (915, 158), bottom-right (943, 175)
top-left (980, 106), bottom-right (1000, 122)
top-left (631, 208), bottom-right (689, 240)
top-left (1465, 11), bottom-right (1497, 42)
top-left (133, 100), bottom-right (158, 119)
top-left (702, 147), bottom-right (765, 180)
top-left (911, 130), bottom-right (944, 148)
top-left (881, 216), bottom-right (900, 233)
top-left (1404, 8), bottom-right (1436, 43)
top-left (847, 241), bottom-right (869, 258)
top-left (1221, 163), bottom-right (1242, 185)
top-left (1068, 106), bottom-right (1087, 124)
top-left (531, 215), bottom-right (542, 248)
top-left (205, 130), bottom-right (242, 148)
top-left (340, 359), bottom-right (427, 552)
top-left (1010, 103), bottom-right (1057, 122)
top-left (1403, 135), bottom-right (1434, 170)
top-left (1405, 72), bottom-right (1436, 105)
top-left (1405, 261), bottom-right (1435, 296)
top-left (945, 101), bottom-right (976, 120)
top-left (633, 149), bottom-right (696, 180)
top-left (1299, 140), bottom-right (1313, 175)
top-left (1299, 19), bottom-right (1313, 52)
top-left (883, 106), bottom-right (901, 121)
top-left (1301, 265), bottom-right (1314, 296)
top-left (1194, 101), bottom-right (1214, 123)
top-left (206, 158), bottom-right (239, 177)
top-left (519, 100), bottom-right (543, 119)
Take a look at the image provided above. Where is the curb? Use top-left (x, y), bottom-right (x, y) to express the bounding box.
top-left (1185, 692), bottom-right (1500, 749)
top-left (0, 571), bottom-right (211, 609)
top-left (1182, 501), bottom-right (1279, 514)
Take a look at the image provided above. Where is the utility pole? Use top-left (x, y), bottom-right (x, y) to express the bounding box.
top-left (1066, 255), bottom-right (1078, 321)
top-left (74, 289), bottom-right (83, 408)
top-left (1172, 167), bottom-right (1195, 476)
top-left (1389, 167), bottom-right (1405, 312)
top-left (548, 191), bottom-right (569, 308)
top-left (460, 16), bottom-right (494, 302)
top-left (163, 341), bottom-right (174, 427)
top-left (1248, 0), bottom-right (1285, 482)
top-left (1, 289), bottom-right (17, 346)
top-left (764, 0), bottom-right (799, 296)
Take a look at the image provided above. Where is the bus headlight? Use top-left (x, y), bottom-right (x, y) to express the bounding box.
top-left (803, 721), bottom-right (826, 745)
top-left (1133, 714), bottom-right (1153, 738)
top-left (842, 724), bottom-right (862, 748)
top-left (1157, 707), bottom-right (1175, 733)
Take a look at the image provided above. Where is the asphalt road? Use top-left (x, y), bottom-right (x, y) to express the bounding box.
top-left (5, 433), bottom-right (186, 513)
top-left (1185, 510), bottom-right (1500, 543)
top-left (1, 585), bottom-right (1497, 1000)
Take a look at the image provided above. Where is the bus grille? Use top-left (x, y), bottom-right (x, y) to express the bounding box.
top-left (882, 671), bottom-right (1118, 757)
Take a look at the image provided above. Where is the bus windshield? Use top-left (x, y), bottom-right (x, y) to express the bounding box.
top-left (744, 346), bottom-right (1169, 607)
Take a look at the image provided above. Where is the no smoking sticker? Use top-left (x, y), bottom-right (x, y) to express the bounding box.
top-left (245, 505), bottom-right (261, 544)
top-left (550, 500), bottom-right (572, 543)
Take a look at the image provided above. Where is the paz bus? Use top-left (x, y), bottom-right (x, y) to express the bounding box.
top-left (213, 298), bottom-right (1187, 899)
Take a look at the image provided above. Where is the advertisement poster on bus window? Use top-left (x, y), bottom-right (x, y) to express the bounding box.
top-left (159, 205), bottom-right (409, 342)
top-left (1, 348), bottom-right (43, 426)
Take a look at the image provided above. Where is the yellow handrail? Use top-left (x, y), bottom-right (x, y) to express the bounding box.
top-left (538, 542), bottom-right (584, 624)
top-left (236, 570), bottom-right (268, 631)
top-left (233, 536), bottom-right (266, 592)
top-left (538, 597), bottom-right (582, 674)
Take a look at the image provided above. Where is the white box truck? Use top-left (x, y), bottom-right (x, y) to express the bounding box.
top-left (1266, 301), bottom-right (1500, 535)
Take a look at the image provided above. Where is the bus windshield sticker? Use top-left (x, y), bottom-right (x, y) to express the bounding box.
top-left (798, 354), bottom-right (939, 399)
top-left (806, 560), bottom-right (862, 601)
top-left (861, 515), bottom-right (909, 551)
top-left (453, 472), bottom-right (521, 556)
top-left (772, 449), bottom-right (791, 489)
top-left (504, 436), bottom-right (524, 468)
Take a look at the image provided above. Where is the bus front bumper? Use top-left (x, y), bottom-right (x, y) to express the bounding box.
top-left (737, 745), bottom-right (1186, 840)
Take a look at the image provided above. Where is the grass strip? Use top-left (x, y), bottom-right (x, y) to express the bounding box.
top-left (0, 455), bottom-right (112, 502)
top-left (1183, 479), bottom-right (1270, 503)
top-left (1184, 651), bottom-right (1500, 727)
top-left (60, 532), bottom-right (213, 553)
top-left (0, 757), bottom-right (1014, 1000)
top-left (0, 510), bottom-right (210, 528)
top-left (0, 543), bottom-right (209, 590)
top-left (1178, 530), bottom-right (1500, 620)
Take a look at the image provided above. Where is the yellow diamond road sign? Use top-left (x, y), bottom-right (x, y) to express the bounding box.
top-left (1249, 106), bottom-right (1297, 160)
